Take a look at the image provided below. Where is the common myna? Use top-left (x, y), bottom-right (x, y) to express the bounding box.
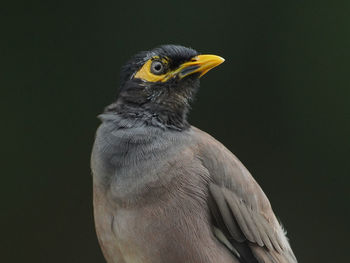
top-left (91, 45), bottom-right (297, 263)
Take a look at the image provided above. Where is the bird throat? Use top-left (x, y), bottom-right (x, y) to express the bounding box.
top-left (103, 77), bottom-right (199, 131)
top-left (104, 95), bottom-right (190, 131)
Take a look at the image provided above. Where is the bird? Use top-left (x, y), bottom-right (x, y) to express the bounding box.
top-left (91, 44), bottom-right (297, 263)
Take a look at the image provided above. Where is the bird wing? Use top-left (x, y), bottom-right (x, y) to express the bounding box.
top-left (193, 127), bottom-right (297, 263)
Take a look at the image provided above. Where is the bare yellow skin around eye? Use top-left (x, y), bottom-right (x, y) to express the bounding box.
top-left (134, 57), bottom-right (170, 82)
top-left (133, 54), bottom-right (225, 83)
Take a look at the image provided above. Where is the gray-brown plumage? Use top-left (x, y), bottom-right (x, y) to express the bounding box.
top-left (91, 45), bottom-right (297, 263)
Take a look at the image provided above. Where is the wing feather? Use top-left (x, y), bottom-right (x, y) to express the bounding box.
top-left (193, 127), bottom-right (297, 263)
top-left (209, 183), bottom-right (245, 242)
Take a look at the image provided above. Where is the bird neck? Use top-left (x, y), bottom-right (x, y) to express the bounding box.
top-left (103, 99), bottom-right (190, 131)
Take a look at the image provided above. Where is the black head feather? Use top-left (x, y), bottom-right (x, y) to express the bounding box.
top-left (120, 45), bottom-right (198, 87)
top-left (106, 45), bottom-right (201, 131)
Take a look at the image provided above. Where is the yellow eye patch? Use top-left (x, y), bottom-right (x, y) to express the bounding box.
top-left (134, 57), bottom-right (170, 82)
top-left (133, 54), bottom-right (225, 83)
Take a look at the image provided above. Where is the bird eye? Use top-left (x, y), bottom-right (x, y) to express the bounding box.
top-left (151, 61), bottom-right (165, 75)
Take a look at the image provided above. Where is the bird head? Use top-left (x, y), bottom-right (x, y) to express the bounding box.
top-left (110, 45), bottom-right (224, 130)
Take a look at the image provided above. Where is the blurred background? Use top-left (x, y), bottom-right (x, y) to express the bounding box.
top-left (2, 0), bottom-right (349, 262)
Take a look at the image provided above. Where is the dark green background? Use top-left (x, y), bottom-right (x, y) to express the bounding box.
top-left (3, 0), bottom-right (349, 262)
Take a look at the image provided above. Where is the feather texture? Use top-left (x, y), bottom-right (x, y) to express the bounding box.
top-left (194, 127), bottom-right (297, 263)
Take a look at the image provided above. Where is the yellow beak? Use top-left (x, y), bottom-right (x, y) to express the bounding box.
top-left (177, 54), bottom-right (225, 79)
